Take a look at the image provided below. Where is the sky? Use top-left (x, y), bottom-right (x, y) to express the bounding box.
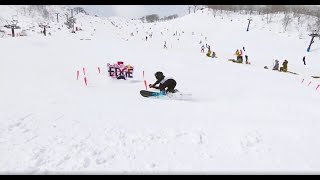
top-left (72, 5), bottom-right (189, 18)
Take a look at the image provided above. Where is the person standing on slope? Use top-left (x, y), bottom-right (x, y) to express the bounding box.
top-left (149, 72), bottom-right (177, 94)
top-left (303, 56), bottom-right (306, 65)
top-left (201, 44), bottom-right (205, 53)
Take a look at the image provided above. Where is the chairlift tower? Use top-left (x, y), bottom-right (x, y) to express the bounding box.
top-left (247, 17), bottom-right (253, 32)
top-left (4, 19), bottom-right (20, 37)
top-left (56, 13), bottom-right (60, 23)
top-left (307, 30), bottom-right (320, 52)
top-left (39, 22), bottom-right (50, 36)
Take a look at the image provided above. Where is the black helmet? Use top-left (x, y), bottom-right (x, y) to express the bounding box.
top-left (155, 71), bottom-right (164, 80)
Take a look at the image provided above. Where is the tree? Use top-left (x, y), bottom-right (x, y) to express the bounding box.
top-left (282, 12), bottom-right (293, 32)
top-left (193, 5), bottom-right (198, 13)
top-left (160, 14), bottom-right (179, 21)
top-left (145, 14), bottom-right (159, 23)
top-left (316, 17), bottom-right (320, 32)
top-left (73, 7), bottom-right (89, 15)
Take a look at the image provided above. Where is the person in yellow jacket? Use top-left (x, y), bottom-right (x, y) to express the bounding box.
top-left (206, 50), bottom-right (212, 57)
top-left (280, 60), bottom-right (288, 72)
top-left (235, 49), bottom-right (240, 56)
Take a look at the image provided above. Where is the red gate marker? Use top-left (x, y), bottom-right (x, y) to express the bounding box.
top-left (316, 84), bottom-right (320, 90)
top-left (83, 67), bottom-right (86, 75)
top-left (143, 70), bottom-right (145, 78)
top-left (301, 79), bottom-right (304, 83)
top-left (84, 77), bottom-right (87, 86)
top-left (308, 81), bottom-right (312, 86)
top-left (77, 70), bottom-right (79, 80)
top-left (98, 67), bottom-right (101, 74)
top-left (144, 80), bottom-right (147, 90)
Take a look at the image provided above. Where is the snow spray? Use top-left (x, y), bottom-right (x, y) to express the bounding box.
top-left (308, 81), bottom-right (312, 86)
top-left (144, 80), bottom-right (148, 90)
top-left (83, 67), bottom-right (86, 75)
top-left (77, 70), bottom-right (79, 80)
top-left (98, 67), bottom-right (101, 74)
top-left (84, 77), bottom-right (87, 86)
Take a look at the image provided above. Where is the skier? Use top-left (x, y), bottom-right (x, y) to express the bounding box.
top-left (273, 60), bottom-right (279, 70)
top-left (164, 41), bottom-right (167, 49)
top-left (149, 72), bottom-right (177, 94)
top-left (303, 56), bottom-right (306, 65)
top-left (201, 44), bottom-right (205, 53)
top-left (146, 36), bottom-right (148, 41)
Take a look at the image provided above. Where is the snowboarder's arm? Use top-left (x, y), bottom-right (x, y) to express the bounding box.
top-left (149, 79), bottom-right (161, 88)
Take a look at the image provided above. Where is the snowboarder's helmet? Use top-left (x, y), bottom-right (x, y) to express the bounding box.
top-left (155, 71), bottom-right (164, 79)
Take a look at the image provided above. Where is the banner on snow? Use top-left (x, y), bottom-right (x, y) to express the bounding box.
top-left (107, 61), bottom-right (134, 80)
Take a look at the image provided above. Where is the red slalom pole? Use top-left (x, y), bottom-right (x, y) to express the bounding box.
top-left (301, 79), bottom-right (304, 84)
top-left (308, 81), bottom-right (312, 86)
top-left (77, 70), bottom-right (79, 80)
top-left (83, 67), bottom-right (86, 75)
top-left (143, 70), bottom-right (145, 78)
top-left (316, 84), bottom-right (320, 90)
top-left (98, 67), bottom-right (101, 74)
top-left (84, 77), bottom-right (87, 86)
top-left (144, 80), bottom-right (147, 90)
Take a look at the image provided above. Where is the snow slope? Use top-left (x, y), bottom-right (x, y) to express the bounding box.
top-left (1, 7), bottom-right (320, 174)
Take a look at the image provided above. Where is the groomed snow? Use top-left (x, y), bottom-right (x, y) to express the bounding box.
top-left (1, 7), bottom-right (320, 174)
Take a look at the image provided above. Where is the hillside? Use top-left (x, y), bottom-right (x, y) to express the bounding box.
top-left (0, 6), bottom-right (320, 174)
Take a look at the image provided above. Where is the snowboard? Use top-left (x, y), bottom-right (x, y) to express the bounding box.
top-left (140, 90), bottom-right (193, 101)
top-left (140, 90), bottom-right (165, 97)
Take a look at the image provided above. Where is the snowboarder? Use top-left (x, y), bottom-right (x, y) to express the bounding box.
top-left (303, 56), bottom-right (306, 65)
top-left (201, 45), bottom-right (205, 53)
top-left (280, 60), bottom-right (288, 72)
top-left (149, 72), bottom-right (177, 94)
top-left (273, 60), bottom-right (279, 70)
